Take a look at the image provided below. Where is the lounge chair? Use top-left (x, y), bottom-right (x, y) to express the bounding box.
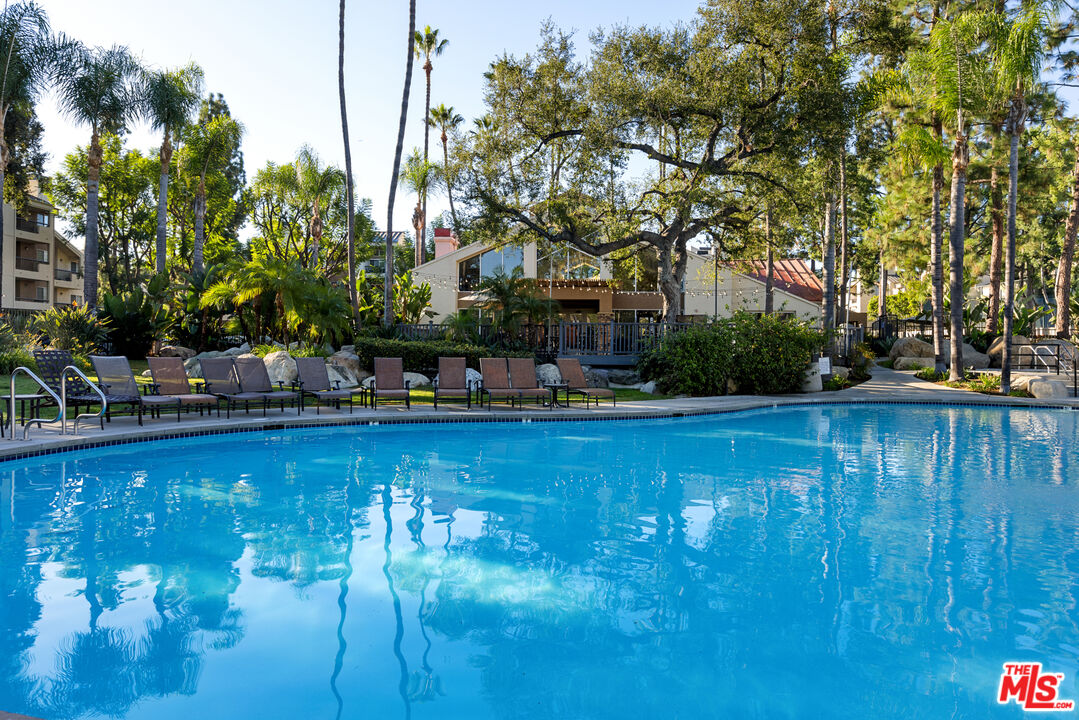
top-left (433, 357), bottom-right (471, 409)
top-left (557, 358), bottom-right (616, 408)
top-left (371, 357), bottom-right (410, 409)
top-left (234, 357), bottom-right (302, 415)
top-left (200, 357), bottom-right (268, 418)
top-left (478, 358), bottom-right (522, 409)
top-left (508, 357), bottom-right (549, 407)
top-left (33, 349), bottom-right (107, 421)
top-left (295, 357), bottom-right (355, 414)
top-left (147, 357), bottom-right (221, 417)
top-left (90, 355), bottom-right (183, 425)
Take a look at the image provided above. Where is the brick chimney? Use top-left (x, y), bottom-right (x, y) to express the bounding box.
top-left (434, 227), bottom-right (459, 259)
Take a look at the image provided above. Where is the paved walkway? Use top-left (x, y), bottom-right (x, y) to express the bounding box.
top-left (0, 368), bottom-right (1073, 460)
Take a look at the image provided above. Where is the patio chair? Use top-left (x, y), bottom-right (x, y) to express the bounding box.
top-left (508, 357), bottom-right (549, 407)
top-left (33, 349), bottom-right (105, 420)
top-left (234, 356), bottom-right (302, 415)
top-left (147, 357), bottom-right (221, 417)
top-left (200, 357), bottom-right (268, 418)
top-left (90, 355), bottom-right (182, 425)
top-left (557, 358), bottom-right (616, 408)
top-left (294, 357), bottom-right (355, 414)
top-left (371, 357), bottom-right (410, 409)
top-left (478, 358), bottom-right (522, 409)
top-left (433, 357), bottom-right (471, 410)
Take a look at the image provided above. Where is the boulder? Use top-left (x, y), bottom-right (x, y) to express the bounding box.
top-left (581, 366), bottom-right (609, 388)
top-left (640, 380), bottom-right (657, 395)
top-left (141, 369), bottom-right (152, 378)
top-left (433, 368), bottom-right (483, 389)
top-left (889, 337), bottom-right (934, 363)
top-left (1028, 378), bottom-right (1069, 399)
top-left (326, 363), bottom-right (358, 388)
top-left (802, 362), bottom-right (823, 393)
top-left (894, 357), bottom-right (932, 371)
top-left (608, 369), bottom-right (641, 385)
top-left (987, 335), bottom-right (1029, 367)
top-left (183, 357), bottom-right (202, 378)
top-left (194, 350), bottom-right (227, 360)
top-left (223, 346), bottom-right (246, 357)
top-left (263, 351), bottom-right (297, 386)
top-left (404, 372), bottom-right (432, 387)
top-left (237, 352), bottom-right (259, 360)
top-left (833, 366), bottom-right (850, 380)
top-left (536, 363), bottom-right (561, 385)
top-left (340, 345), bottom-right (355, 354)
top-left (328, 351), bottom-right (363, 379)
top-left (960, 345), bottom-right (990, 370)
top-left (158, 345), bottom-right (196, 360)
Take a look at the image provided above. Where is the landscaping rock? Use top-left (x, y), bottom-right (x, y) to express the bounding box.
top-left (141, 369), bottom-right (152, 377)
top-left (326, 363), bottom-right (358, 388)
top-left (328, 351), bottom-right (362, 379)
top-left (536, 363), bottom-right (561, 385)
top-left (801, 362), bottom-right (823, 393)
top-left (183, 357), bottom-right (202, 378)
top-left (961, 345), bottom-right (991, 370)
top-left (1029, 378), bottom-right (1069, 399)
top-left (237, 353), bottom-right (258, 360)
top-left (263, 351), bottom-right (298, 386)
top-left (894, 357), bottom-right (932, 371)
top-left (608, 369), bottom-right (641, 385)
top-left (403, 372), bottom-right (431, 387)
top-left (889, 337), bottom-right (934, 363)
top-left (158, 344), bottom-right (196, 360)
top-left (833, 366), bottom-right (850, 380)
top-left (223, 346), bottom-right (246, 357)
top-left (340, 345), bottom-right (355, 354)
top-left (582, 366), bottom-right (609, 388)
top-left (434, 368), bottom-right (482, 389)
top-left (987, 335), bottom-right (1029, 367)
top-left (640, 380), bottom-right (657, 394)
top-left (195, 350), bottom-right (227, 359)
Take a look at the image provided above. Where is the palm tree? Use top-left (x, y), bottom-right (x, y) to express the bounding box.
top-left (0, 2), bottom-right (56, 307)
top-left (182, 114), bottom-right (243, 273)
top-left (338, 0), bottom-right (359, 323)
top-left (428, 103), bottom-right (463, 230)
top-left (53, 42), bottom-right (140, 308)
top-left (139, 62), bottom-right (203, 276)
top-left (295, 145), bottom-right (346, 270)
top-left (385, 0), bottom-right (417, 328)
top-left (413, 26), bottom-right (448, 267)
top-left (399, 148), bottom-right (439, 259)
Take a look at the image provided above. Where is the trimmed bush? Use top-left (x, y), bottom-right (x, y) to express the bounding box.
top-left (350, 337), bottom-right (531, 372)
top-left (638, 312), bottom-right (822, 396)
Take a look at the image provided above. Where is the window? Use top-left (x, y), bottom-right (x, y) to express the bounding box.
top-left (458, 246), bottom-right (524, 291)
top-left (35, 285), bottom-right (46, 301)
top-left (70, 261), bottom-right (78, 273)
top-left (35, 212), bottom-right (49, 227)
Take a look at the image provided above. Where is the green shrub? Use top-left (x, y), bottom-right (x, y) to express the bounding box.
top-left (967, 373), bottom-right (1001, 394)
top-left (31, 304), bottom-right (108, 355)
top-left (823, 375), bottom-right (851, 391)
top-left (350, 337), bottom-right (530, 373)
top-left (99, 283), bottom-right (172, 360)
top-left (0, 348), bottom-right (34, 375)
top-left (638, 312), bottom-right (822, 396)
top-left (850, 341), bottom-right (875, 381)
top-left (914, 367), bottom-right (943, 381)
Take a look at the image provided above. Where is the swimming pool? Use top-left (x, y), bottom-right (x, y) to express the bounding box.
top-left (0, 404), bottom-right (1076, 719)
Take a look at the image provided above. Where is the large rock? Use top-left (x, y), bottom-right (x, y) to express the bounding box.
top-left (894, 356), bottom-right (933, 371)
top-left (640, 380), bottom-right (657, 395)
top-left (183, 357), bottom-right (202, 378)
top-left (328, 351), bottom-right (362, 379)
top-left (890, 337), bottom-right (934, 363)
top-left (326, 363), bottom-right (358, 388)
top-left (435, 368), bottom-right (482, 389)
top-left (223, 343), bottom-right (251, 357)
top-left (987, 335), bottom-right (1029, 367)
top-left (362, 371), bottom-right (431, 389)
top-left (960, 345), bottom-right (990, 370)
top-left (158, 345), bottom-right (196, 360)
top-left (581, 366), bottom-right (609, 388)
top-left (263, 351), bottom-right (297, 386)
top-left (195, 350), bottom-right (227, 360)
top-left (802, 362), bottom-right (823, 393)
top-left (833, 366), bottom-right (850, 380)
top-left (608, 369), bottom-right (641, 385)
top-left (536, 363), bottom-right (561, 385)
top-left (1029, 378), bottom-right (1069, 399)
top-left (340, 345), bottom-right (355, 354)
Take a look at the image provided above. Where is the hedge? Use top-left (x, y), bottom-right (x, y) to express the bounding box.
top-left (350, 337), bottom-right (531, 372)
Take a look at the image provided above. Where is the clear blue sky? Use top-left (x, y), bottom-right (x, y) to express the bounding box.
top-left (37, 0), bottom-right (704, 246)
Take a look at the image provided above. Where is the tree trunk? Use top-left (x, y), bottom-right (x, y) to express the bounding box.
top-left (0, 113), bottom-right (7, 309)
top-left (310, 202), bottom-right (322, 269)
top-left (657, 243), bottom-right (682, 324)
top-left (931, 160), bottom-right (946, 374)
top-left (1001, 101), bottom-right (1025, 393)
top-left (442, 132), bottom-right (459, 231)
top-left (384, 0), bottom-right (417, 328)
top-left (193, 174), bottom-right (207, 274)
top-left (156, 132), bottom-right (172, 276)
top-left (838, 145), bottom-right (849, 329)
top-left (418, 62), bottom-right (432, 268)
top-left (947, 133), bottom-right (968, 382)
top-left (764, 207), bottom-right (774, 315)
top-left (84, 130), bottom-right (103, 309)
top-left (877, 244), bottom-right (886, 319)
top-left (822, 193), bottom-right (836, 341)
top-left (988, 156), bottom-right (1004, 333)
top-left (339, 0), bottom-right (360, 325)
top-left (1054, 140), bottom-right (1079, 338)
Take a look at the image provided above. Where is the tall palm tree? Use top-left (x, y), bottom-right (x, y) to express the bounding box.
top-left (385, 0), bottom-right (417, 328)
top-left (183, 114), bottom-right (243, 273)
top-left (399, 148), bottom-right (439, 258)
top-left (140, 62), bottom-right (203, 276)
top-left (413, 25), bottom-right (447, 267)
top-left (338, 0), bottom-right (359, 323)
top-left (54, 42), bottom-right (140, 308)
top-left (294, 145), bottom-right (345, 270)
top-left (428, 103), bottom-right (463, 230)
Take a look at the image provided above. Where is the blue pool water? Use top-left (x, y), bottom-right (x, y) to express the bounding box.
top-left (1, 405), bottom-right (1077, 719)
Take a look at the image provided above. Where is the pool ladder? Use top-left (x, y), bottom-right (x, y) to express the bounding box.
top-left (8, 366), bottom-right (108, 440)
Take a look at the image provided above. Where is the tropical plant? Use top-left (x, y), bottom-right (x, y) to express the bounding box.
top-left (293, 146), bottom-right (346, 269)
top-left (182, 114), bottom-right (243, 273)
top-left (414, 25), bottom-right (448, 265)
top-left (398, 148), bottom-right (440, 259)
top-left (393, 272), bottom-right (435, 324)
top-left (139, 62), bottom-right (204, 274)
top-left (385, 0), bottom-right (417, 327)
top-left (31, 303), bottom-right (108, 354)
top-left (1013, 304), bottom-right (1051, 337)
top-left (428, 103), bottom-right (464, 230)
top-left (441, 309), bottom-right (479, 344)
top-left (98, 273), bottom-right (172, 359)
top-left (53, 42), bottom-right (141, 308)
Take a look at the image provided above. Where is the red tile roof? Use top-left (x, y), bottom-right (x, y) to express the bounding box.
top-left (738, 258), bottom-right (823, 303)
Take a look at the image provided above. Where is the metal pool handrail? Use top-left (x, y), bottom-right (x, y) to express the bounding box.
top-left (61, 365), bottom-right (107, 436)
top-left (9, 366), bottom-right (64, 440)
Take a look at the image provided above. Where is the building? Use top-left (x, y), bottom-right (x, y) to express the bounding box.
top-left (412, 229), bottom-right (822, 322)
top-left (2, 192), bottom-right (83, 311)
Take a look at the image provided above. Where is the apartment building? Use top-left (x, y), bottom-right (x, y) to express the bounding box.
top-left (2, 193), bottom-right (83, 311)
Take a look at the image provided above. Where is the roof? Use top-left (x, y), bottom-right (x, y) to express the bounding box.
top-left (738, 258), bottom-right (823, 303)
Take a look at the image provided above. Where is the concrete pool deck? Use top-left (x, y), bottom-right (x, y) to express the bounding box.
top-left (0, 367), bottom-right (1074, 461)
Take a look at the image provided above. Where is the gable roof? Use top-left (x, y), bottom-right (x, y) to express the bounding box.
top-left (738, 258), bottom-right (823, 303)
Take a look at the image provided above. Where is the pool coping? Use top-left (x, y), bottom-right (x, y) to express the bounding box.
top-left (0, 391), bottom-right (1073, 464)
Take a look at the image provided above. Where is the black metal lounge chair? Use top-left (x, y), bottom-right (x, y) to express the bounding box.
top-left (200, 357), bottom-right (267, 418)
top-left (90, 355), bottom-right (182, 425)
top-left (294, 357), bottom-right (354, 414)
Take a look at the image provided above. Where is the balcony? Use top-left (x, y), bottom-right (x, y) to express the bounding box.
top-left (55, 268), bottom-right (82, 282)
top-left (14, 296), bottom-right (48, 304)
top-left (15, 217), bottom-right (38, 233)
top-left (15, 257), bottom-right (38, 272)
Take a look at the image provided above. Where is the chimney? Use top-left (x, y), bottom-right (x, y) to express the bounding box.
top-left (434, 227), bottom-right (459, 259)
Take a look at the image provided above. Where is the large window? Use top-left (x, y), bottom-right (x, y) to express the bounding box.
top-left (459, 246), bottom-right (524, 290)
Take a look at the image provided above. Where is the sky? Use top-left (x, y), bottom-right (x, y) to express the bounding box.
top-left (35, 0), bottom-right (705, 247)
